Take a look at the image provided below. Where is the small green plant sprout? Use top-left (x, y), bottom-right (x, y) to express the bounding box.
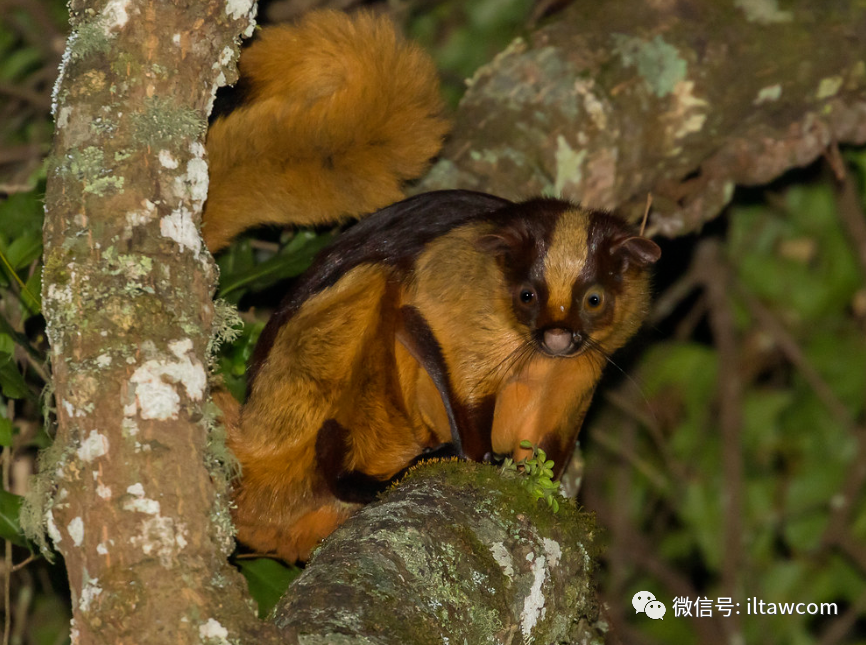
top-left (500, 440), bottom-right (561, 513)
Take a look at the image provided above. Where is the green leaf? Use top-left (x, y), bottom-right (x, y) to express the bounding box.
top-left (0, 315), bottom-right (41, 358)
top-left (0, 489), bottom-right (26, 547)
top-left (729, 184), bottom-right (861, 322)
top-left (0, 46), bottom-right (42, 82)
top-left (236, 557), bottom-right (301, 618)
top-left (0, 416), bottom-right (12, 447)
top-left (216, 318), bottom-right (265, 401)
top-left (215, 238), bottom-right (256, 284)
top-left (640, 341), bottom-right (718, 404)
top-left (26, 594), bottom-right (71, 645)
top-left (0, 351), bottom-right (32, 400)
top-left (23, 265), bottom-right (42, 313)
top-left (4, 231), bottom-right (43, 270)
top-left (26, 425), bottom-right (53, 450)
top-left (218, 231), bottom-right (334, 300)
top-left (804, 327), bottom-right (866, 416)
top-left (0, 188), bottom-right (45, 242)
top-left (783, 513), bottom-right (827, 553)
top-left (680, 480), bottom-right (723, 571)
top-left (809, 553), bottom-right (866, 601)
top-left (741, 389), bottom-right (792, 460)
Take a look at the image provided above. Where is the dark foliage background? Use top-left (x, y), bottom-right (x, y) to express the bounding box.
top-left (0, 1), bottom-right (863, 643)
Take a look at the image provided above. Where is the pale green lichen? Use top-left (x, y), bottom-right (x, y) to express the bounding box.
top-left (465, 36), bottom-right (528, 89)
top-left (734, 0), bottom-right (793, 24)
top-left (532, 47), bottom-right (580, 119)
top-left (56, 146), bottom-right (125, 196)
top-left (90, 117), bottom-right (118, 136)
top-left (208, 299), bottom-right (243, 369)
top-left (469, 146), bottom-right (540, 177)
top-left (204, 373), bottom-right (241, 556)
top-left (118, 255), bottom-right (152, 280)
top-left (205, 398), bottom-right (240, 480)
top-left (109, 52), bottom-right (142, 78)
top-left (83, 175), bottom-right (124, 196)
top-left (553, 135), bottom-right (587, 198)
top-left (754, 83), bottom-right (782, 105)
top-left (357, 525), bottom-right (505, 641)
top-left (21, 439), bottom-right (75, 561)
top-left (65, 146), bottom-right (103, 178)
top-left (816, 76), bottom-right (844, 100)
top-left (469, 148), bottom-right (504, 167)
top-left (470, 43), bottom-right (579, 119)
top-left (150, 63), bottom-right (170, 79)
top-left (131, 96), bottom-right (206, 147)
top-left (416, 158), bottom-right (474, 192)
top-left (70, 19), bottom-right (111, 60)
top-left (613, 34), bottom-right (687, 98)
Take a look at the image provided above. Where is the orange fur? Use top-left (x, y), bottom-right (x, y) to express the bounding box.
top-left (227, 264), bottom-right (438, 560)
top-left (406, 208), bottom-right (656, 473)
top-left (203, 10), bottom-right (449, 251)
top-left (225, 200), bottom-right (657, 561)
top-left (206, 11), bottom-right (659, 563)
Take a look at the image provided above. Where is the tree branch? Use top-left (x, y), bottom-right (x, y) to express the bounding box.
top-left (272, 461), bottom-right (605, 644)
top-left (419, 1), bottom-right (866, 236)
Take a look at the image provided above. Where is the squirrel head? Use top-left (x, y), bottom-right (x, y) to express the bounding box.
top-left (478, 199), bottom-right (661, 360)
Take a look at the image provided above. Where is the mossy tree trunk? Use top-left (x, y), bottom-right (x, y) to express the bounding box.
top-left (33, 0), bottom-right (278, 642)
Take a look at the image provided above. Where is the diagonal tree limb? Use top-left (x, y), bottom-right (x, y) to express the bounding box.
top-left (419, 1), bottom-right (866, 237)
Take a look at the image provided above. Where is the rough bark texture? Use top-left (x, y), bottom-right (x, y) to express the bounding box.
top-left (273, 461), bottom-right (605, 645)
top-left (32, 0), bottom-right (278, 643)
top-left (418, 0), bottom-right (866, 236)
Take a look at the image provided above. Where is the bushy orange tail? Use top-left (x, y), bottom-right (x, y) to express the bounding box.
top-left (203, 10), bottom-right (449, 251)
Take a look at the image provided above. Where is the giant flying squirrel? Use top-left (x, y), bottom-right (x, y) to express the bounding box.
top-left (203, 10), bottom-right (661, 563)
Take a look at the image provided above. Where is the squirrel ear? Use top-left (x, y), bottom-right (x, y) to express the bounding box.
top-left (610, 236), bottom-right (661, 267)
top-left (477, 232), bottom-right (515, 257)
top-left (477, 219), bottom-right (533, 261)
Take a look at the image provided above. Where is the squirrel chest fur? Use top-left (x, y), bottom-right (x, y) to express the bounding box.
top-left (203, 11), bottom-right (660, 562)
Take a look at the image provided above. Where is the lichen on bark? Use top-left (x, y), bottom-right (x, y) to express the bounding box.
top-left (32, 0), bottom-right (276, 642)
top-left (273, 461), bottom-right (605, 644)
top-left (419, 1), bottom-right (866, 236)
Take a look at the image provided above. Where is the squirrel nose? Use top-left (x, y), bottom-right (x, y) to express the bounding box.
top-left (542, 328), bottom-right (574, 355)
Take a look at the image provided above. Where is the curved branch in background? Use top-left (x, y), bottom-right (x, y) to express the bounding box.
top-left (420, 1), bottom-right (866, 236)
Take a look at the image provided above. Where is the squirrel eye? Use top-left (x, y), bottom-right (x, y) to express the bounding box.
top-left (519, 288), bottom-right (535, 303)
top-left (583, 287), bottom-right (605, 312)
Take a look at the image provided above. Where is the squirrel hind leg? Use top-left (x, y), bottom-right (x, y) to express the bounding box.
top-left (236, 506), bottom-right (353, 563)
top-left (316, 419), bottom-right (394, 504)
top-left (286, 506), bottom-right (355, 562)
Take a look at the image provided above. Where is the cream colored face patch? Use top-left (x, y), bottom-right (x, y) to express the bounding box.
top-left (543, 209), bottom-right (589, 315)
